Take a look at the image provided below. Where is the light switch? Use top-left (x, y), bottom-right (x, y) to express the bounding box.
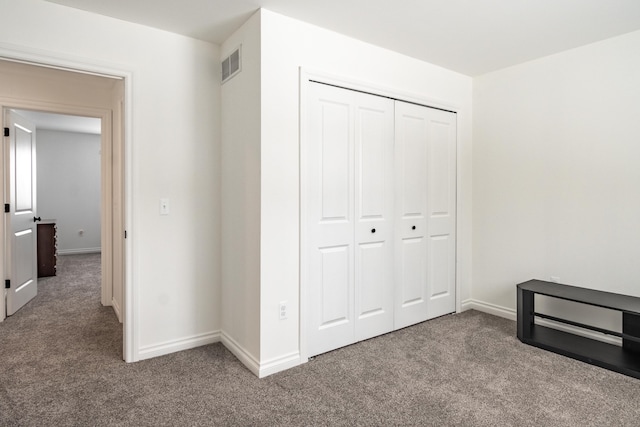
top-left (160, 198), bottom-right (170, 215)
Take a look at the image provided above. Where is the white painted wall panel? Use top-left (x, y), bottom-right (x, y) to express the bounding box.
top-left (220, 12), bottom-right (261, 362)
top-left (37, 130), bottom-right (101, 253)
top-left (473, 29), bottom-right (640, 332)
top-left (0, 0), bottom-right (221, 358)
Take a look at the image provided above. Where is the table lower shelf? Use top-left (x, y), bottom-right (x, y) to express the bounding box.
top-left (522, 325), bottom-right (640, 379)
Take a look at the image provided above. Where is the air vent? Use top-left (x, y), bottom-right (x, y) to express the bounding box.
top-left (221, 46), bottom-right (241, 83)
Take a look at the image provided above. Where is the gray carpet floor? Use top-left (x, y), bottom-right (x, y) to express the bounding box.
top-left (1, 254), bottom-right (639, 426)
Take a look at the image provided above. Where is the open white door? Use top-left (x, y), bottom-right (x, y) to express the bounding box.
top-left (5, 109), bottom-right (38, 316)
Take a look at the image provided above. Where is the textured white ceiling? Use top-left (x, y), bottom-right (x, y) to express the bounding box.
top-left (45, 0), bottom-right (640, 76)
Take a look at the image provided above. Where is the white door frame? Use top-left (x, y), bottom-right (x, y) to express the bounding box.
top-left (0, 44), bottom-right (136, 363)
top-left (299, 68), bottom-right (462, 362)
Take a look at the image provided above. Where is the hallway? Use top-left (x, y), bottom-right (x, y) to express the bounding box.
top-left (0, 254), bottom-right (122, 422)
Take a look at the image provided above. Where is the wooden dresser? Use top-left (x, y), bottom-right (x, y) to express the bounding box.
top-left (37, 221), bottom-right (57, 277)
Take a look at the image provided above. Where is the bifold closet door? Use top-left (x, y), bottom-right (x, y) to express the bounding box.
top-left (394, 101), bottom-right (457, 328)
top-left (354, 91), bottom-right (394, 343)
top-left (307, 82), bottom-right (394, 357)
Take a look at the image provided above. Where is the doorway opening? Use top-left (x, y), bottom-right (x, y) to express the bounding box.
top-left (18, 109), bottom-right (110, 311)
top-left (0, 59), bottom-right (126, 359)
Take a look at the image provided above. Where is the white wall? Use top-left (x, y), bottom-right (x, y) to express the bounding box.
top-left (257, 9), bottom-right (473, 375)
top-left (472, 30), bottom-right (640, 329)
top-left (37, 129), bottom-right (101, 254)
top-left (0, 0), bottom-right (221, 359)
top-left (220, 12), bottom-right (262, 368)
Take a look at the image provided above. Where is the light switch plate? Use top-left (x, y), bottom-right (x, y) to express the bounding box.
top-left (160, 198), bottom-right (170, 215)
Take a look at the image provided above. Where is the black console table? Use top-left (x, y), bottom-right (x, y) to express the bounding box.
top-left (517, 280), bottom-right (640, 379)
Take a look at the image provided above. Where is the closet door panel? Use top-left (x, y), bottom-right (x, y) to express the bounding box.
top-left (430, 235), bottom-right (452, 297)
top-left (318, 246), bottom-right (351, 324)
top-left (394, 102), bottom-right (457, 327)
top-left (394, 102), bottom-right (430, 328)
top-left (354, 93), bottom-right (394, 341)
top-left (425, 109), bottom-right (457, 319)
top-left (307, 83), bottom-right (355, 356)
top-left (356, 242), bottom-right (386, 317)
top-left (399, 236), bottom-right (427, 304)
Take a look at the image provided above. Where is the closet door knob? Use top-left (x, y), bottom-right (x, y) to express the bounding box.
top-left (371, 228), bottom-right (376, 233)
top-left (412, 225), bottom-right (416, 230)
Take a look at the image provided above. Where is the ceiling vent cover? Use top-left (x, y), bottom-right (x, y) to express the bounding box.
top-left (222, 46), bottom-right (241, 83)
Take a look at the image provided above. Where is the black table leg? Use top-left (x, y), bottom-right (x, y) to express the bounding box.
top-left (623, 312), bottom-right (640, 353)
top-left (517, 288), bottom-right (534, 341)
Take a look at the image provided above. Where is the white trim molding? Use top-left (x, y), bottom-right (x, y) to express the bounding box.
top-left (221, 332), bottom-right (302, 378)
top-left (462, 299), bottom-right (516, 321)
top-left (138, 331), bottom-right (221, 361)
top-left (58, 248), bottom-right (102, 255)
top-left (258, 352), bottom-right (302, 378)
top-left (111, 297), bottom-right (122, 323)
top-left (535, 317), bottom-right (621, 346)
top-left (0, 289), bottom-right (5, 322)
top-left (463, 298), bottom-right (621, 347)
top-left (220, 332), bottom-right (260, 377)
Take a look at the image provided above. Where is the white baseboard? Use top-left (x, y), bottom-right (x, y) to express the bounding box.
top-left (464, 298), bottom-right (621, 346)
top-left (220, 331), bottom-right (260, 376)
top-left (220, 332), bottom-right (302, 378)
top-left (258, 351), bottom-right (302, 378)
top-left (534, 317), bottom-right (621, 346)
top-left (138, 330), bottom-right (221, 360)
top-left (57, 247), bottom-right (101, 255)
top-left (461, 298), bottom-right (516, 321)
top-left (135, 329), bottom-right (301, 377)
top-left (460, 298), bottom-right (473, 312)
top-left (111, 298), bottom-right (122, 323)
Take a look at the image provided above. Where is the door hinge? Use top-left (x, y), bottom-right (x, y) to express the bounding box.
top-left (124, 230), bottom-right (127, 239)
top-left (3, 127), bottom-right (9, 137)
top-left (4, 204), bottom-right (9, 213)
top-left (5, 280), bottom-right (9, 289)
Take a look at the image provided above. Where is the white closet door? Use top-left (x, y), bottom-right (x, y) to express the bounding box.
top-left (394, 102), bottom-right (430, 328)
top-left (306, 83), bottom-right (394, 356)
top-left (307, 83), bottom-right (356, 356)
top-left (424, 107), bottom-right (457, 319)
top-left (394, 101), bottom-right (456, 328)
top-left (354, 93), bottom-right (394, 342)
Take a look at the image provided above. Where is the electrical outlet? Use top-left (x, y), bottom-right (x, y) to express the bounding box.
top-left (279, 301), bottom-right (288, 320)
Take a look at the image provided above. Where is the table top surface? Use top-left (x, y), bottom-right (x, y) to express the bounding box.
top-left (518, 279), bottom-right (640, 314)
